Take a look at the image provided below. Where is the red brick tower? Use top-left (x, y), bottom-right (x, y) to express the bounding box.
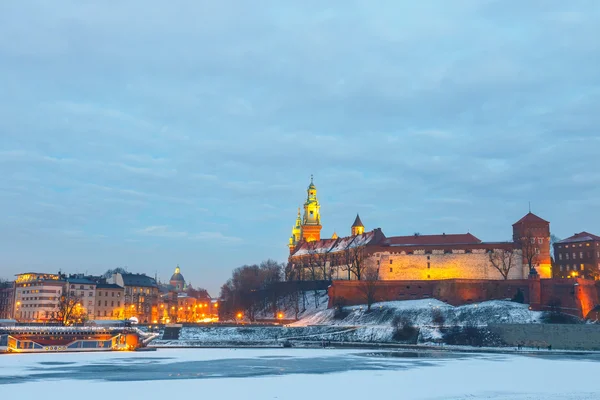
top-left (512, 212), bottom-right (551, 278)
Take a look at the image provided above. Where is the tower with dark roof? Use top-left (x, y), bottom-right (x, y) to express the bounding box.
top-left (351, 214), bottom-right (365, 236)
top-left (512, 212), bottom-right (551, 278)
top-left (169, 265), bottom-right (185, 292)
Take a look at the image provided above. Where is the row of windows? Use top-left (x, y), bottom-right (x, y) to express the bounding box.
top-left (18, 304), bottom-right (58, 308)
top-left (97, 300), bottom-right (121, 307)
top-left (19, 296), bottom-right (57, 301)
top-left (96, 310), bottom-right (121, 317)
top-left (558, 252), bottom-right (600, 261)
top-left (98, 291), bottom-right (121, 297)
top-left (19, 289), bottom-right (60, 295)
top-left (558, 264), bottom-right (600, 271)
top-left (558, 243), bottom-right (599, 249)
top-left (69, 284), bottom-right (94, 290)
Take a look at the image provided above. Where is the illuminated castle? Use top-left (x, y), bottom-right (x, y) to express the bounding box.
top-left (287, 179), bottom-right (553, 281)
top-left (288, 176), bottom-right (323, 252)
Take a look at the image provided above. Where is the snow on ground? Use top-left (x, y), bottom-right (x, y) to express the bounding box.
top-left (1, 348), bottom-right (599, 399)
top-left (293, 299), bottom-right (544, 328)
top-left (153, 297), bottom-right (546, 346)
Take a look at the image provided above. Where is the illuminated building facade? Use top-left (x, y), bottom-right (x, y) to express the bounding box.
top-left (553, 232), bottom-right (600, 279)
top-left (0, 281), bottom-right (15, 320)
top-left (109, 273), bottom-right (159, 323)
top-left (13, 273), bottom-right (64, 322)
top-left (288, 176), bottom-right (322, 252)
top-left (66, 277), bottom-right (97, 319)
top-left (94, 283), bottom-right (125, 319)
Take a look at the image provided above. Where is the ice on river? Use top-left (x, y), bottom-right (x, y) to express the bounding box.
top-left (1, 348), bottom-right (599, 399)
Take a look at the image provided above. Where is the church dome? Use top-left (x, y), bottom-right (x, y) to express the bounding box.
top-left (170, 266), bottom-right (185, 282)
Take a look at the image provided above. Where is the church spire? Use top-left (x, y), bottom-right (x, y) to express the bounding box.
top-left (288, 207), bottom-right (303, 253)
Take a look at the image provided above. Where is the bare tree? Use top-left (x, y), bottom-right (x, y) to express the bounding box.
top-left (488, 248), bottom-right (518, 280)
top-left (520, 230), bottom-right (539, 273)
top-left (357, 266), bottom-right (379, 311)
top-left (350, 246), bottom-right (367, 280)
top-left (56, 291), bottom-right (87, 325)
top-left (342, 247), bottom-right (353, 280)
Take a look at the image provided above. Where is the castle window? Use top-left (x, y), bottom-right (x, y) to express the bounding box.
top-left (538, 238), bottom-right (543, 244)
top-left (427, 262), bottom-right (431, 269)
top-left (531, 238), bottom-right (535, 244)
top-left (390, 259), bottom-right (393, 265)
top-left (427, 275), bottom-right (430, 279)
top-left (389, 267), bottom-right (393, 273)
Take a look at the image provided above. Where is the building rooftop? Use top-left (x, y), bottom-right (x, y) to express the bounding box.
top-left (352, 214), bottom-right (364, 228)
top-left (512, 212), bottom-right (549, 226)
top-left (66, 277), bottom-right (97, 285)
top-left (121, 273), bottom-right (158, 288)
top-left (557, 232), bottom-right (600, 244)
top-left (96, 283), bottom-right (123, 290)
top-left (385, 233), bottom-right (482, 246)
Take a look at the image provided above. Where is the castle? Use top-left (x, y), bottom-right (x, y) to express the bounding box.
top-left (287, 177), bottom-right (553, 281)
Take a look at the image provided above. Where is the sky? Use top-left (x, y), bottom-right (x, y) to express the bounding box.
top-left (1, 1), bottom-right (599, 296)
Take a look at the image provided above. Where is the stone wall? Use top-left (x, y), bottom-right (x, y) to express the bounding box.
top-left (488, 324), bottom-right (600, 350)
top-left (376, 250), bottom-right (528, 281)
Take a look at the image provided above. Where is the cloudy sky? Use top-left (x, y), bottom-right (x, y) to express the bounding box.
top-left (1, 1), bottom-right (599, 295)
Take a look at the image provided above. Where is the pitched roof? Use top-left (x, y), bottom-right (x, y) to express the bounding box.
top-left (558, 232), bottom-right (600, 244)
top-left (66, 277), bottom-right (97, 285)
top-left (512, 212), bottom-right (549, 226)
top-left (352, 214), bottom-right (364, 227)
top-left (121, 273), bottom-right (157, 288)
top-left (291, 229), bottom-right (385, 256)
top-left (96, 283), bottom-right (123, 290)
top-left (384, 233), bottom-right (482, 246)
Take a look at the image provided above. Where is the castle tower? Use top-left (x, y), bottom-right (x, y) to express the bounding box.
top-left (288, 208), bottom-right (303, 253)
top-left (512, 212), bottom-right (551, 279)
top-left (301, 175), bottom-right (322, 242)
top-left (351, 214), bottom-right (365, 236)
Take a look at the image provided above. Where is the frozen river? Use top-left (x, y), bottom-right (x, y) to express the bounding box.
top-left (1, 348), bottom-right (599, 399)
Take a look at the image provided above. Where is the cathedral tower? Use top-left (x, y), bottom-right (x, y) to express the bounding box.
top-left (288, 208), bottom-right (302, 253)
top-left (301, 175), bottom-right (322, 242)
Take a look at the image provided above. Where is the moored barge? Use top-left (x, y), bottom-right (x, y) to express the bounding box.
top-left (0, 323), bottom-right (158, 353)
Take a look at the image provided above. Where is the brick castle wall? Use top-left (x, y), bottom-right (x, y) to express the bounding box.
top-left (328, 278), bottom-right (600, 318)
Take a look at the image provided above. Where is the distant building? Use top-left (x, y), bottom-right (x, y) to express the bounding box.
top-left (95, 283), bottom-right (125, 319)
top-left (109, 273), bottom-right (159, 323)
top-left (13, 272), bottom-right (64, 322)
top-left (169, 265), bottom-right (185, 292)
top-left (0, 281), bottom-right (15, 320)
top-left (553, 232), bottom-right (600, 279)
top-left (66, 276), bottom-right (97, 319)
top-left (287, 179), bottom-right (552, 281)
